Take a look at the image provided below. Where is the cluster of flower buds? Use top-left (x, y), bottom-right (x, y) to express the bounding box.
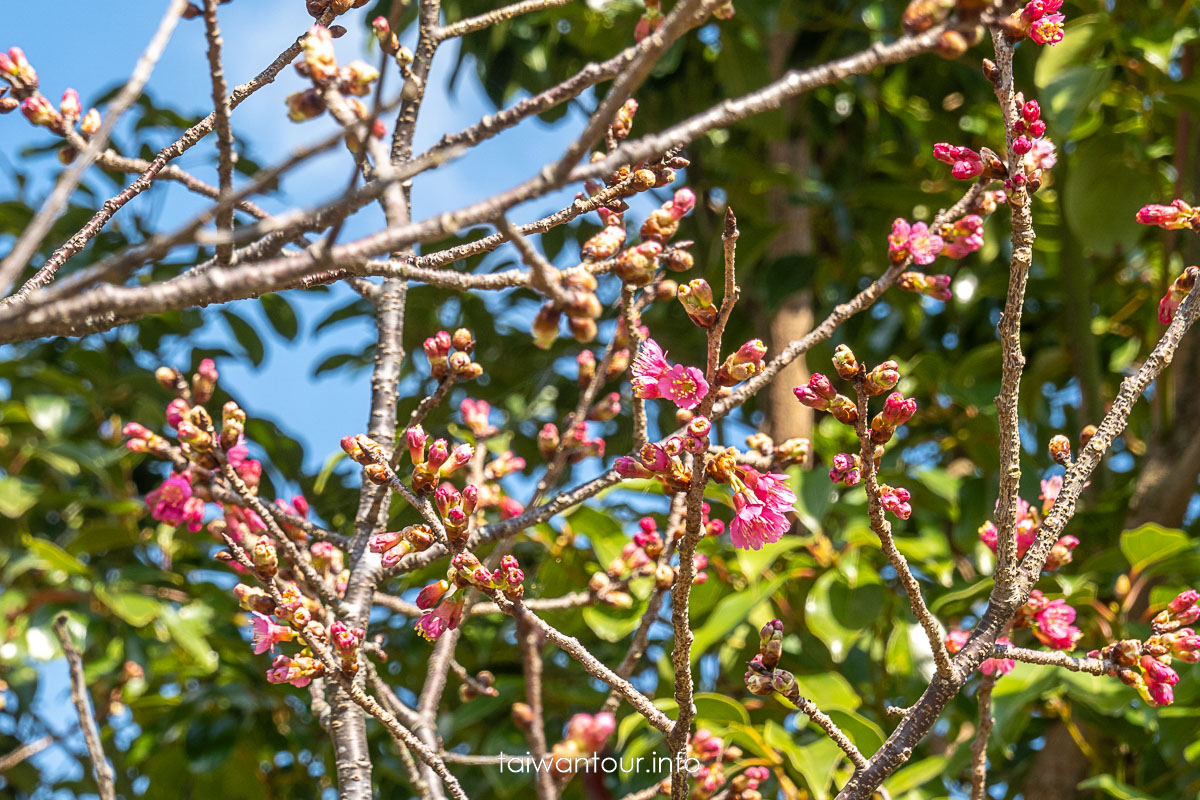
top-left (793, 374), bottom-right (857, 425)
top-left (423, 328), bottom-right (482, 380)
top-left (1157, 266), bottom-right (1198, 325)
top-left (888, 218), bottom-right (944, 266)
top-left (287, 26), bottom-right (385, 143)
top-left (598, 515), bottom-right (714, 591)
top-left (607, 189), bottom-right (696, 286)
top-left (1152, 589), bottom-right (1200, 634)
top-left (370, 17), bottom-right (415, 69)
top-left (744, 432), bottom-right (811, 469)
top-left (1010, 98), bottom-right (1047, 157)
top-left (369, 524), bottom-right (436, 567)
top-left (630, 338), bottom-right (709, 410)
top-left (0, 47), bottom-right (38, 93)
top-left (531, 269), bottom-right (606, 347)
top-left (899, 270), bottom-right (953, 301)
top-left (585, 391), bottom-right (622, 422)
top-left (828, 453), bottom-right (863, 487)
top-left (537, 421), bottom-right (606, 463)
top-left (1001, 0), bottom-right (1066, 46)
top-left (434, 483), bottom-right (478, 545)
top-left (933, 143), bottom-right (1007, 182)
top-left (615, 434), bottom-right (700, 492)
top-left (745, 619), bottom-right (805, 704)
top-left (938, 214), bottom-right (985, 259)
top-left (121, 421), bottom-right (172, 458)
top-left (1137, 199), bottom-right (1200, 233)
top-left (329, 619), bottom-right (365, 674)
top-left (715, 339), bottom-right (767, 387)
top-left (878, 485), bottom-right (913, 520)
top-left (870, 392), bottom-right (918, 445)
top-left (266, 652), bottom-right (325, 688)
top-left (945, 630), bottom-right (1015, 676)
top-left (409, 426), bottom-right (474, 494)
top-left (448, 552), bottom-right (525, 599)
top-left (309, 538), bottom-right (348, 595)
top-left (235, 583), bottom-right (276, 616)
top-left (546, 713), bottom-right (616, 775)
top-left (1098, 592), bottom-right (1199, 706)
top-left (0, 47), bottom-right (104, 164)
top-left (1014, 590), bottom-right (1083, 650)
top-left (276, 581), bottom-right (320, 629)
top-left (682, 729), bottom-right (762, 800)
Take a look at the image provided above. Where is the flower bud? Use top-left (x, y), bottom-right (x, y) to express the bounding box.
top-left (531, 303), bottom-right (561, 349)
top-left (1048, 434), bottom-right (1072, 465)
top-left (253, 539), bottom-right (278, 579)
top-left (80, 107), bottom-right (101, 135)
top-left (831, 344), bottom-right (859, 380)
top-left (865, 360), bottom-right (900, 396)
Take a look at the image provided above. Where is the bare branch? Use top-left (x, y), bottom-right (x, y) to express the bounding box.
top-left (52, 615), bottom-right (116, 800)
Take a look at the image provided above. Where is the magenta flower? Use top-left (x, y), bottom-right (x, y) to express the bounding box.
top-left (250, 612), bottom-right (295, 655)
top-left (415, 597), bottom-right (465, 642)
top-left (1033, 599), bottom-right (1083, 651)
top-left (728, 468), bottom-right (796, 551)
top-left (942, 214), bottom-right (985, 259)
top-left (146, 474), bottom-right (204, 531)
top-left (631, 338), bottom-right (669, 399)
top-left (1029, 12), bottom-right (1065, 45)
top-left (657, 364), bottom-right (709, 410)
top-left (566, 712), bottom-right (616, 752)
top-left (1025, 137), bottom-right (1058, 172)
top-left (1138, 199), bottom-right (1197, 232)
top-left (889, 219), bottom-right (944, 265)
top-left (945, 630), bottom-right (1015, 676)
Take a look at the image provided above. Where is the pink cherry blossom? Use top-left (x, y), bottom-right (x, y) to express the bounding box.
top-left (656, 363), bottom-right (709, 410)
top-left (250, 612), bottom-right (295, 654)
top-left (415, 598), bottom-right (465, 641)
top-left (729, 491), bottom-right (791, 551)
top-left (1033, 599), bottom-right (1083, 650)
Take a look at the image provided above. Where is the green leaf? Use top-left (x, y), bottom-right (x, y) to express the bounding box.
top-left (1120, 523), bottom-right (1191, 572)
top-left (0, 476), bottom-right (39, 518)
top-left (260, 293), bottom-right (299, 340)
top-left (95, 586), bottom-right (161, 627)
top-left (1076, 775), bottom-right (1158, 800)
top-left (799, 671), bottom-right (861, 712)
top-left (582, 604), bottom-right (642, 643)
top-left (20, 534), bottom-right (91, 576)
top-left (567, 506), bottom-right (625, 570)
top-left (222, 309), bottom-right (265, 367)
top-left (803, 570), bottom-right (883, 662)
top-left (765, 720), bottom-right (839, 800)
top-left (883, 755), bottom-right (947, 795)
top-left (26, 394), bottom-right (71, 437)
top-left (693, 692), bottom-right (750, 726)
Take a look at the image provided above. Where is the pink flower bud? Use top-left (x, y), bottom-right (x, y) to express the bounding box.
top-left (60, 88), bottom-right (81, 121)
top-left (669, 188), bottom-right (696, 220)
top-left (1021, 99), bottom-right (1041, 123)
top-left (615, 456), bottom-right (653, 479)
top-left (426, 439), bottom-right (449, 470)
top-left (416, 579), bottom-right (451, 610)
top-left (1012, 135), bottom-right (1033, 155)
top-left (881, 392), bottom-right (917, 426)
top-left (1169, 589), bottom-right (1199, 614)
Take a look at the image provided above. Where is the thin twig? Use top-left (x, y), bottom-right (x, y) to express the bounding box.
top-left (52, 615), bottom-right (116, 800)
top-left (202, 0), bottom-right (236, 265)
top-left (851, 376), bottom-right (953, 680)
